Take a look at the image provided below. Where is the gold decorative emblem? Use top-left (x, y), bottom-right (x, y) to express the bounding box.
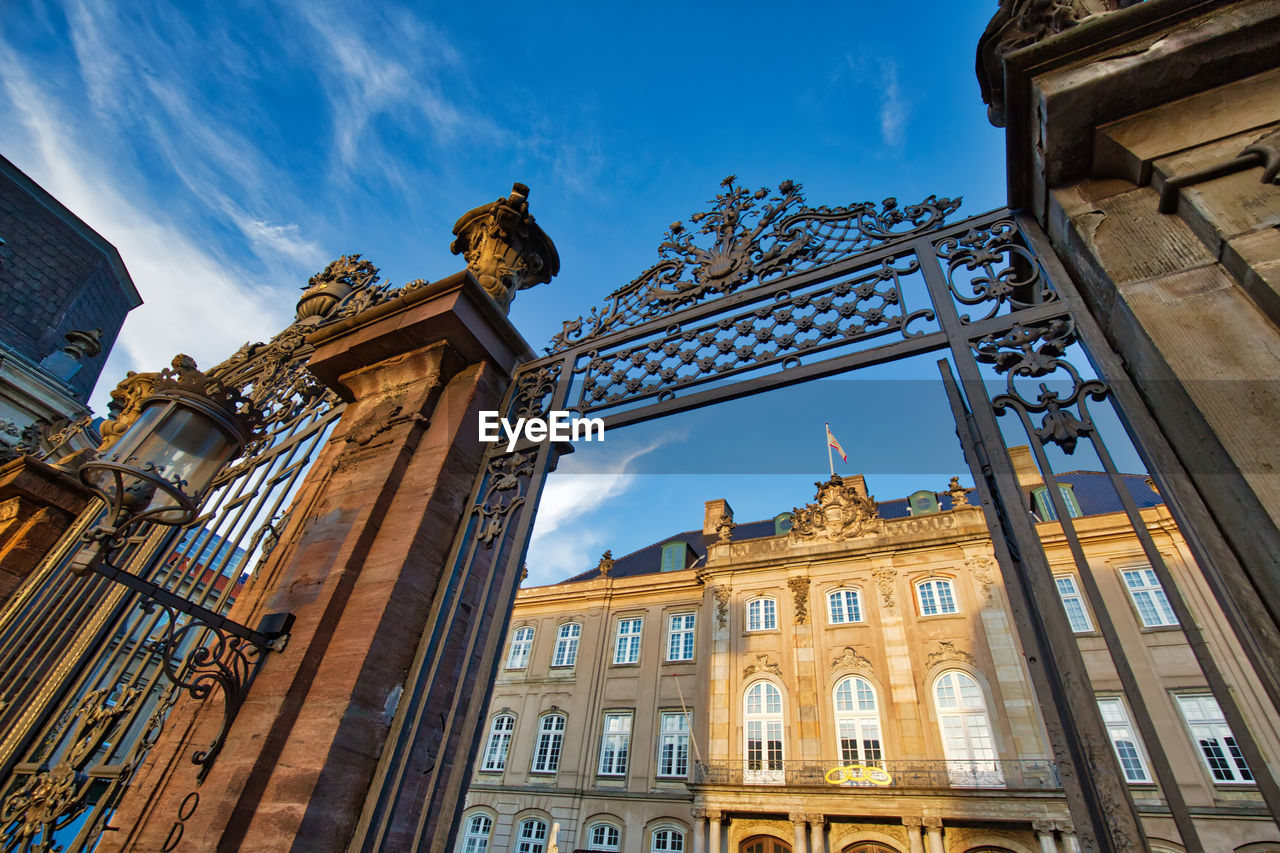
top-left (788, 475), bottom-right (882, 543)
top-left (825, 764), bottom-right (893, 786)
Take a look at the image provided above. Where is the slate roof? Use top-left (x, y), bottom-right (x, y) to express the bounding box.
top-left (557, 471), bottom-right (1162, 585)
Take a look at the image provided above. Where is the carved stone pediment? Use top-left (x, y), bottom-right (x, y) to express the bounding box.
top-left (831, 646), bottom-right (872, 673)
top-left (788, 474), bottom-right (883, 544)
top-left (926, 641), bottom-right (976, 670)
top-left (744, 654), bottom-right (782, 678)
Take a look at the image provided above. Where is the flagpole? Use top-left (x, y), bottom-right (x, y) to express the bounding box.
top-left (825, 421), bottom-right (834, 478)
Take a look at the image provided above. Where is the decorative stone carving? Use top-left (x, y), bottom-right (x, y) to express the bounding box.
top-left (831, 646), bottom-right (872, 673)
top-left (715, 510), bottom-right (736, 543)
top-left (923, 817), bottom-right (943, 830)
top-left (902, 817), bottom-right (924, 828)
top-left (451, 182), bottom-right (560, 313)
top-left (597, 550), bottom-right (614, 577)
top-left (789, 474), bottom-right (882, 543)
top-left (948, 476), bottom-right (970, 507)
top-left (964, 555), bottom-right (997, 602)
top-left (871, 564), bottom-right (897, 610)
top-left (295, 254), bottom-right (381, 321)
top-left (711, 585), bottom-right (731, 628)
top-left (977, 0), bottom-right (1133, 127)
top-left (743, 653), bottom-right (782, 678)
top-left (787, 576), bottom-right (810, 624)
top-left (926, 641), bottom-right (977, 670)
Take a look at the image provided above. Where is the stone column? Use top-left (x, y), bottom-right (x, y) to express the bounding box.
top-left (1061, 829), bottom-right (1081, 853)
top-left (904, 817), bottom-right (926, 853)
top-left (0, 456), bottom-right (90, 604)
top-left (791, 814), bottom-right (810, 853)
top-left (707, 810), bottom-right (723, 853)
top-left (1034, 821), bottom-right (1059, 853)
top-left (924, 818), bottom-right (945, 853)
top-left (103, 265), bottom-right (544, 852)
top-left (692, 808), bottom-right (706, 853)
top-left (808, 815), bottom-right (827, 853)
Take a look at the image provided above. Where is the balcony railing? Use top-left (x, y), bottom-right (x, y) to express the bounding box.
top-left (692, 759), bottom-right (1061, 791)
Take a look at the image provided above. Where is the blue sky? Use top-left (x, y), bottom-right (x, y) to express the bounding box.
top-left (0, 1), bottom-right (1061, 585)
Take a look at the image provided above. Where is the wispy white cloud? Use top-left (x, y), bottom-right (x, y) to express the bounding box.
top-left (879, 59), bottom-right (908, 148)
top-left (525, 435), bottom-right (675, 586)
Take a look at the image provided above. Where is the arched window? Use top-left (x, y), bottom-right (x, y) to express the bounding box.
top-left (742, 838), bottom-right (791, 853)
top-left (744, 681), bottom-right (784, 783)
top-left (461, 814), bottom-right (492, 853)
top-left (507, 626), bottom-right (534, 669)
top-left (587, 822), bottom-right (622, 851)
top-left (480, 714), bottom-right (515, 772)
top-left (747, 597), bottom-right (777, 631)
top-left (933, 670), bottom-right (1002, 786)
top-left (517, 818), bottom-right (548, 853)
top-left (827, 588), bottom-right (863, 624)
top-left (834, 676), bottom-right (882, 766)
top-left (531, 714), bottom-right (565, 773)
top-left (916, 578), bottom-right (958, 616)
top-left (552, 622), bottom-right (580, 667)
top-left (652, 827), bottom-right (685, 853)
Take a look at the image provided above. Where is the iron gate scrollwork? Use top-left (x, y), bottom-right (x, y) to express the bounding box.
top-left (0, 255), bottom-right (432, 852)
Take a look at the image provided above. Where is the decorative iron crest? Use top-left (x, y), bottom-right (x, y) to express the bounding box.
top-left (550, 177), bottom-right (960, 352)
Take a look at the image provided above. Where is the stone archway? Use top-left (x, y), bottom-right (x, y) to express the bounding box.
top-left (844, 843), bottom-right (900, 853)
top-left (742, 835), bottom-right (792, 853)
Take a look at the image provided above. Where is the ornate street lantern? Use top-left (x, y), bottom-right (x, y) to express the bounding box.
top-left (71, 356), bottom-right (259, 573)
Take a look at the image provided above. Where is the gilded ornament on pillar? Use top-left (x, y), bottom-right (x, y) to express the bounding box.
top-left (97, 368), bottom-right (161, 452)
top-left (451, 182), bottom-right (560, 313)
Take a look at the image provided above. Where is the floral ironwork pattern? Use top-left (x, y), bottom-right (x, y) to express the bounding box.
top-left (550, 177), bottom-right (960, 352)
top-left (973, 319), bottom-right (1108, 454)
top-left (509, 362), bottom-right (563, 422)
top-left (573, 257), bottom-right (928, 411)
top-left (935, 219), bottom-right (1057, 324)
top-left (474, 452), bottom-right (537, 547)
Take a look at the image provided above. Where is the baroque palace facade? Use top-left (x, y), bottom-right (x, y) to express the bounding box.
top-left (458, 449), bottom-right (1280, 853)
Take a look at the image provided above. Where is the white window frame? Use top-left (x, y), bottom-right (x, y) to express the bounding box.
top-left (1121, 567), bottom-right (1178, 627)
top-left (657, 711), bottom-right (691, 778)
top-left (587, 822), bottom-right (622, 852)
top-left (1055, 575), bottom-right (1093, 633)
top-left (827, 588), bottom-right (863, 624)
top-left (651, 826), bottom-right (686, 853)
top-left (746, 597), bottom-right (777, 632)
top-left (461, 813), bottom-right (493, 853)
top-left (506, 626), bottom-right (534, 669)
top-left (1176, 693), bottom-right (1253, 784)
top-left (833, 676), bottom-right (883, 767)
top-left (666, 612), bottom-right (696, 661)
top-left (552, 622), bottom-right (580, 668)
top-left (517, 818), bottom-right (548, 853)
top-left (597, 711), bottom-right (632, 776)
top-left (744, 680), bottom-right (785, 784)
top-left (530, 714), bottom-right (565, 774)
top-left (916, 578), bottom-right (959, 616)
top-left (613, 617), bottom-right (643, 664)
top-left (480, 714), bottom-right (515, 772)
top-left (933, 670), bottom-right (1003, 787)
top-left (1096, 697), bottom-right (1152, 783)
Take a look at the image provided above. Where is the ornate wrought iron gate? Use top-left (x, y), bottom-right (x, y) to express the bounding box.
top-left (1, 179), bottom-right (1277, 853)
top-left (357, 179), bottom-right (1280, 853)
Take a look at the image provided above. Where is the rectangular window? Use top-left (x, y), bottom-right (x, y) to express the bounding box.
top-left (1122, 567), bottom-right (1178, 627)
top-left (1055, 576), bottom-right (1093, 633)
top-left (481, 715), bottom-right (515, 772)
top-left (1097, 698), bottom-right (1151, 783)
top-left (1176, 694), bottom-right (1253, 784)
top-left (827, 589), bottom-right (862, 624)
top-left (506, 627), bottom-right (534, 669)
top-left (917, 579), bottom-right (958, 616)
top-left (666, 613), bottom-right (695, 661)
top-left (747, 598), bottom-right (777, 631)
top-left (614, 617), bottom-right (642, 664)
top-left (658, 712), bottom-right (690, 777)
top-left (660, 542), bottom-right (687, 572)
top-left (531, 715), bottom-right (565, 774)
top-left (598, 712), bottom-right (632, 776)
top-left (552, 623), bottom-right (580, 668)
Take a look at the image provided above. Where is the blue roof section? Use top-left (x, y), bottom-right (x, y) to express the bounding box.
top-left (554, 472), bottom-right (1161, 585)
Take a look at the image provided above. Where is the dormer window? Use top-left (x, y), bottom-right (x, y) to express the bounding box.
top-left (774, 512), bottom-right (794, 536)
top-left (660, 541), bottom-right (690, 572)
top-left (1032, 484), bottom-right (1082, 521)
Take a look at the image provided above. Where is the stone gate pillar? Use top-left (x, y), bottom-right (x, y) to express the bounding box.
top-left (105, 185), bottom-right (558, 852)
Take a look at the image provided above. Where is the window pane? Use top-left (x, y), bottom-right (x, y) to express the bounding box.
top-left (1123, 568), bottom-right (1178, 627)
top-left (1055, 576), bottom-right (1092, 632)
top-left (667, 613), bottom-right (695, 661)
top-left (507, 627), bottom-right (534, 668)
top-left (658, 712), bottom-right (690, 777)
top-left (1176, 694), bottom-right (1251, 783)
top-left (598, 712), bottom-right (632, 775)
top-left (614, 618), bottom-right (642, 664)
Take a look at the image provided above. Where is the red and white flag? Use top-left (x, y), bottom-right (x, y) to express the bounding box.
top-left (826, 423), bottom-right (847, 463)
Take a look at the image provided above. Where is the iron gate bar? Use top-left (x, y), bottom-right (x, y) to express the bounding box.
top-left (938, 361), bottom-right (1134, 853)
top-left (1015, 211), bottom-right (1280, 718)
